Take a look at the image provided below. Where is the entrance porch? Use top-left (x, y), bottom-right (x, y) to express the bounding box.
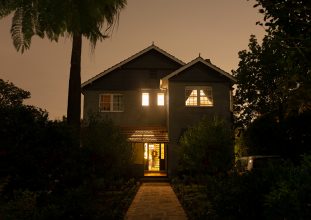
top-left (121, 127), bottom-right (168, 178)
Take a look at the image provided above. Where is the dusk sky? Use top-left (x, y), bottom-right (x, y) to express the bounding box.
top-left (0, 0), bottom-right (265, 120)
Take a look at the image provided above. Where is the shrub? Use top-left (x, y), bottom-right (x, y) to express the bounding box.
top-left (178, 116), bottom-right (234, 176)
top-left (81, 114), bottom-right (134, 183)
top-left (264, 155), bottom-right (311, 219)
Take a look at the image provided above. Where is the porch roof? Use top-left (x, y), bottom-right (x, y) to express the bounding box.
top-left (120, 126), bottom-right (169, 143)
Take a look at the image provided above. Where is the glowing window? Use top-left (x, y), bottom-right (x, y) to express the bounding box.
top-left (185, 89), bottom-right (198, 106)
top-left (157, 93), bottom-right (165, 106)
top-left (185, 87), bottom-right (213, 107)
top-left (199, 88), bottom-right (213, 106)
top-left (142, 92), bottom-right (149, 106)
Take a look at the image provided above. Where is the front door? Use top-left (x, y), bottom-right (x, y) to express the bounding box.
top-left (144, 143), bottom-right (166, 171)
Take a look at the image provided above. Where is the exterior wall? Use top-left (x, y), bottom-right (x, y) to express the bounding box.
top-left (82, 49), bottom-right (182, 126)
top-left (83, 89), bottom-right (167, 127)
top-left (131, 143), bottom-right (144, 178)
top-left (167, 63), bottom-right (233, 174)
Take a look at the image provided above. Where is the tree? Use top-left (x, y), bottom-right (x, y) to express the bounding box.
top-left (234, 1), bottom-right (311, 128)
top-left (0, 78), bottom-right (30, 106)
top-left (233, 34), bottom-right (292, 127)
top-left (253, 0), bottom-right (311, 66)
top-left (0, 0), bottom-right (127, 132)
top-left (253, 0), bottom-right (311, 114)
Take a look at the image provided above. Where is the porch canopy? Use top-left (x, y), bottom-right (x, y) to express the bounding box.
top-left (120, 127), bottom-right (169, 143)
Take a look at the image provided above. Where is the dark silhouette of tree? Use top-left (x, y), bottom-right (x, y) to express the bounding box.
top-left (253, 0), bottom-right (311, 65)
top-left (0, 0), bottom-right (127, 133)
top-left (0, 78), bottom-right (30, 106)
top-left (234, 1), bottom-right (311, 127)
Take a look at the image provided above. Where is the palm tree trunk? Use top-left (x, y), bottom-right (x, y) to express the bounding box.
top-left (67, 33), bottom-right (82, 133)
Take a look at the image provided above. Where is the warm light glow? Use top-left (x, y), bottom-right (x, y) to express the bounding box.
top-left (157, 93), bottom-right (164, 106)
top-left (185, 87), bottom-right (213, 106)
top-left (199, 89), bottom-right (213, 106)
top-left (144, 143), bottom-right (148, 159)
top-left (185, 89), bottom-right (197, 106)
top-left (161, 143), bottom-right (165, 159)
top-left (142, 92), bottom-right (149, 106)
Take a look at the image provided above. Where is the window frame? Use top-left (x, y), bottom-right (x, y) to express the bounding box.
top-left (99, 93), bottom-right (124, 112)
top-left (157, 92), bottom-right (165, 106)
top-left (142, 92), bottom-right (149, 106)
top-left (185, 86), bottom-right (213, 107)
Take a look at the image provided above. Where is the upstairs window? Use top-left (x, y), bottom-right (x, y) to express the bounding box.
top-left (157, 93), bottom-right (165, 106)
top-left (99, 94), bottom-right (124, 112)
top-left (185, 86), bottom-right (213, 107)
top-left (142, 92), bottom-right (149, 106)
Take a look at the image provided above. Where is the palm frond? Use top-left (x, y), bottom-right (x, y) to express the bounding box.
top-left (0, 0), bottom-right (16, 18)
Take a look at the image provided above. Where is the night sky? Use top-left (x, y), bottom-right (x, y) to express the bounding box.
top-left (0, 0), bottom-right (265, 119)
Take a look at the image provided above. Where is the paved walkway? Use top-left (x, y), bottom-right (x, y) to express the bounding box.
top-left (125, 182), bottom-right (187, 220)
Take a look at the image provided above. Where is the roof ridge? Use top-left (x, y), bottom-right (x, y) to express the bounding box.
top-left (161, 56), bottom-right (236, 84)
top-left (81, 44), bottom-right (185, 88)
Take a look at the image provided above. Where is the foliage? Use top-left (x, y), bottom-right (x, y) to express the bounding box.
top-left (0, 80), bottom-right (137, 219)
top-left (173, 155), bottom-right (311, 220)
top-left (178, 117), bottom-right (233, 176)
top-left (81, 114), bottom-right (134, 182)
top-left (0, 0), bottom-right (127, 128)
top-left (233, 34), bottom-right (311, 127)
top-left (264, 155), bottom-right (311, 219)
top-left (0, 79), bottom-right (30, 107)
top-left (240, 111), bottom-right (311, 161)
top-left (253, 0), bottom-right (311, 67)
top-left (234, 1), bottom-right (311, 128)
top-left (0, 0), bottom-right (127, 52)
top-left (1, 179), bottom-right (139, 220)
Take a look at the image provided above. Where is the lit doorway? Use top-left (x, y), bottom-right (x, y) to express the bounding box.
top-left (144, 143), bottom-right (166, 172)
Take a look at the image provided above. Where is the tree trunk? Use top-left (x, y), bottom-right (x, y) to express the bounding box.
top-left (67, 33), bottom-right (82, 133)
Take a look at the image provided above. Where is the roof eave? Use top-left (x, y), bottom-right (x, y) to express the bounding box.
top-left (81, 44), bottom-right (185, 89)
top-left (161, 57), bottom-right (236, 83)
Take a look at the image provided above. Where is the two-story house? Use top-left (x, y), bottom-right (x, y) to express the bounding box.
top-left (81, 44), bottom-right (236, 177)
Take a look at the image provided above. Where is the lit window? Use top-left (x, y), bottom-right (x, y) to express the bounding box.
top-left (142, 92), bottom-right (149, 106)
top-left (157, 93), bottom-right (165, 106)
top-left (199, 88), bottom-right (213, 106)
top-left (99, 94), bottom-right (124, 112)
top-left (185, 87), bottom-right (213, 107)
top-left (185, 89), bottom-right (198, 106)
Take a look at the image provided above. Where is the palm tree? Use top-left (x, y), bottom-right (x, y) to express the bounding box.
top-left (0, 0), bottom-right (127, 132)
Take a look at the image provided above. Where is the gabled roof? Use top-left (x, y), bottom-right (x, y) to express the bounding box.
top-left (161, 56), bottom-right (236, 83)
top-left (81, 44), bottom-right (185, 88)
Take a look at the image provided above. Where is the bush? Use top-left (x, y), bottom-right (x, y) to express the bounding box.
top-left (81, 114), bottom-right (134, 183)
top-left (0, 80), bottom-right (137, 219)
top-left (178, 116), bottom-right (234, 176)
top-left (242, 111), bottom-right (311, 161)
top-left (173, 155), bottom-right (311, 220)
top-left (264, 155), bottom-right (311, 219)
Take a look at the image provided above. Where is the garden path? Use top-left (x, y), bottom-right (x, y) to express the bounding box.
top-left (125, 182), bottom-right (187, 220)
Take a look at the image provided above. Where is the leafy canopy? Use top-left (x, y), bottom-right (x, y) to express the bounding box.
top-left (0, 78), bottom-right (30, 107)
top-left (234, 1), bottom-right (311, 127)
top-left (0, 0), bottom-right (127, 52)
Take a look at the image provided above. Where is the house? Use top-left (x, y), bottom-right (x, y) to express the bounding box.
top-left (81, 44), bottom-right (236, 177)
